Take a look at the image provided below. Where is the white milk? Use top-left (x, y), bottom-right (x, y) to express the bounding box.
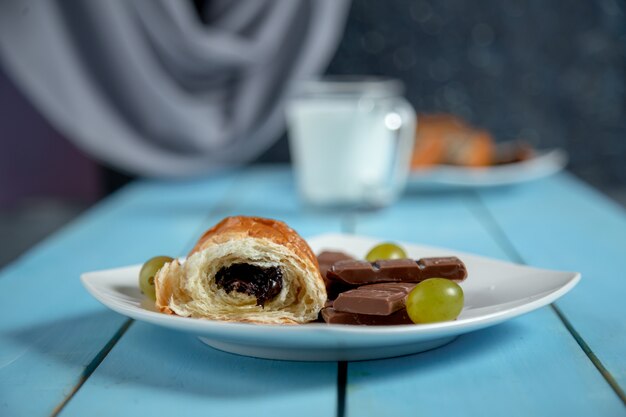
top-left (287, 95), bottom-right (414, 207)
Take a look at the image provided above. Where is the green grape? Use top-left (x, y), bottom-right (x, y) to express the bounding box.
top-left (139, 256), bottom-right (174, 301)
top-left (406, 278), bottom-right (464, 324)
top-left (365, 242), bottom-right (407, 262)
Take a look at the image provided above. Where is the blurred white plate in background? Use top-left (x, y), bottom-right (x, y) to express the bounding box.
top-left (408, 149), bottom-right (568, 189)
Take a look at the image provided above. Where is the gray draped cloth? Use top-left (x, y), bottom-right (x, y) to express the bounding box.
top-left (0, 0), bottom-right (349, 177)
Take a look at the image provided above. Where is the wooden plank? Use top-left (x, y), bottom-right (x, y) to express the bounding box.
top-left (352, 190), bottom-right (508, 258)
top-left (59, 167), bottom-right (341, 417)
top-left (344, 187), bottom-right (625, 416)
top-left (0, 171), bottom-right (240, 417)
top-left (59, 322), bottom-right (337, 417)
top-left (346, 309), bottom-right (622, 417)
top-left (476, 173), bottom-right (626, 396)
top-left (206, 166), bottom-right (345, 238)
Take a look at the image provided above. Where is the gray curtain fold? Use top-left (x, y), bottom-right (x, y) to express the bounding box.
top-left (0, 0), bottom-right (350, 177)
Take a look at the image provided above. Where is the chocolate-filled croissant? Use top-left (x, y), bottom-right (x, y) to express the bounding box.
top-left (155, 216), bottom-right (326, 324)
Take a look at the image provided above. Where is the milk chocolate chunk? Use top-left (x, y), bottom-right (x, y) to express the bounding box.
top-left (417, 257), bottom-right (467, 279)
top-left (321, 307), bottom-right (414, 325)
top-left (333, 283), bottom-right (416, 315)
top-left (317, 251), bottom-right (355, 278)
top-left (317, 251), bottom-right (356, 300)
top-left (327, 257), bottom-right (467, 285)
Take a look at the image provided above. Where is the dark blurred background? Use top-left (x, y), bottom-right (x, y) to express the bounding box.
top-left (266, 0), bottom-right (626, 188)
top-left (1, 0), bottom-right (625, 266)
top-left (329, 0), bottom-right (626, 186)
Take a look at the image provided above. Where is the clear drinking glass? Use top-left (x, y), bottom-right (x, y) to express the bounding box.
top-left (286, 77), bottom-right (416, 208)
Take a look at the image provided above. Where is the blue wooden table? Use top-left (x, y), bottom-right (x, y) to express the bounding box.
top-left (1, 166), bottom-right (625, 417)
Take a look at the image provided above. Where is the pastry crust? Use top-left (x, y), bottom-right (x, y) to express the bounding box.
top-left (155, 216), bottom-right (326, 324)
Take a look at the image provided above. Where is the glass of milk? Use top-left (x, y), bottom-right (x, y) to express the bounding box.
top-left (286, 77), bottom-right (416, 208)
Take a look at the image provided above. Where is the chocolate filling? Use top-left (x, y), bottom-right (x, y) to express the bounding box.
top-left (214, 263), bottom-right (283, 307)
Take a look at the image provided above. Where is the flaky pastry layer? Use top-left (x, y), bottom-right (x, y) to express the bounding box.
top-left (155, 216), bottom-right (326, 324)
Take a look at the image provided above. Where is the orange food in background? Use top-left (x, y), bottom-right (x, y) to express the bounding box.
top-left (411, 114), bottom-right (494, 169)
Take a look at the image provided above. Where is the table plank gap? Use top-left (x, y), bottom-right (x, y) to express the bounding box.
top-left (57, 167), bottom-right (340, 417)
top-left (344, 186), bottom-right (624, 416)
top-left (468, 190), bottom-right (626, 405)
top-left (50, 319), bottom-right (134, 417)
top-left (0, 171), bottom-right (243, 416)
top-left (465, 191), bottom-right (525, 264)
top-left (476, 174), bottom-right (626, 393)
top-left (551, 304), bottom-right (626, 405)
top-left (337, 362), bottom-right (347, 417)
top-left (46, 173), bottom-right (248, 416)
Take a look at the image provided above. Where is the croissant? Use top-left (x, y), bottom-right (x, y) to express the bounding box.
top-left (154, 216), bottom-right (326, 324)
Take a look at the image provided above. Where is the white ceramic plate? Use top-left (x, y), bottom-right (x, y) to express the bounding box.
top-left (408, 149), bottom-right (568, 189)
top-left (81, 233), bottom-right (580, 361)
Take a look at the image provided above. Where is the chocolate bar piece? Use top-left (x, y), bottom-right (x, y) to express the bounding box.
top-left (333, 282), bottom-right (416, 315)
top-left (317, 251), bottom-right (356, 300)
top-left (317, 251), bottom-right (355, 278)
top-left (321, 307), bottom-right (414, 325)
top-left (327, 257), bottom-right (467, 285)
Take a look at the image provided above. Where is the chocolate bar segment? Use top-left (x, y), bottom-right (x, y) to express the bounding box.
top-left (417, 257), bottom-right (467, 280)
top-left (327, 257), bottom-right (467, 285)
top-left (317, 251), bottom-right (355, 278)
top-left (333, 283), bottom-right (416, 315)
top-left (321, 307), bottom-right (414, 325)
top-left (317, 251), bottom-right (356, 300)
